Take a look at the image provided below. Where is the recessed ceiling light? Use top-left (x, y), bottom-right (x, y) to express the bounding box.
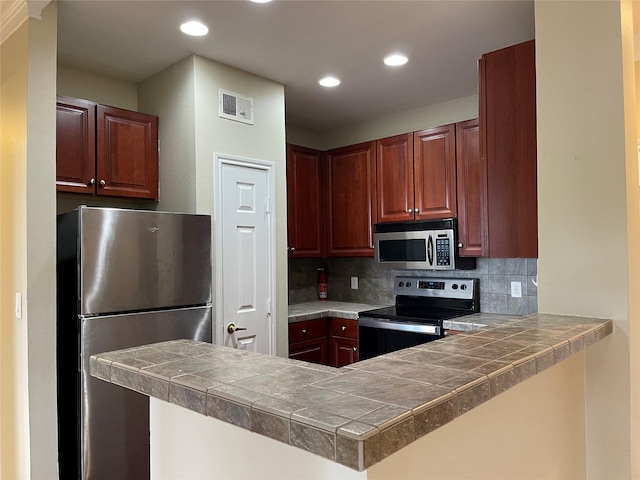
top-left (319, 77), bottom-right (341, 87)
top-left (180, 21), bottom-right (209, 37)
top-left (384, 54), bottom-right (409, 66)
top-left (250, 0), bottom-right (273, 3)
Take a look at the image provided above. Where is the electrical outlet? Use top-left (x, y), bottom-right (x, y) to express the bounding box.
top-left (350, 276), bottom-right (359, 289)
top-left (510, 281), bottom-right (522, 298)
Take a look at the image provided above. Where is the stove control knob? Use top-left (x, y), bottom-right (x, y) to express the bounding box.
top-left (460, 284), bottom-right (467, 290)
top-left (406, 282), bottom-right (412, 288)
top-left (452, 284), bottom-right (458, 290)
top-left (398, 282), bottom-right (404, 287)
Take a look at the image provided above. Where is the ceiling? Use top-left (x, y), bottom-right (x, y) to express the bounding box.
top-left (56, 0), bottom-right (535, 132)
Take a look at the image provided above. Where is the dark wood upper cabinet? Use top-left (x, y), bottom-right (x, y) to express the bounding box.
top-left (376, 126), bottom-right (457, 224)
top-left (97, 105), bottom-right (159, 200)
top-left (56, 96), bottom-right (96, 194)
top-left (286, 144), bottom-right (325, 258)
top-left (480, 39), bottom-right (538, 258)
top-left (376, 133), bottom-right (414, 223)
top-left (326, 141), bottom-right (376, 257)
top-left (413, 124), bottom-right (457, 221)
top-left (456, 119), bottom-right (487, 257)
top-left (56, 96), bottom-right (159, 201)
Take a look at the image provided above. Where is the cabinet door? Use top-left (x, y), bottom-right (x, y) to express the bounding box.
top-left (413, 124), bottom-right (457, 220)
top-left (329, 336), bottom-right (358, 367)
top-left (326, 142), bottom-right (376, 257)
top-left (289, 337), bottom-right (329, 365)
top-left (56, 96), bottom-right (96, 194)
top-left (481, 40), bottom-right (537, 258)
top-left (97, 105), bottom-right (159, 200)
top-left (286, 145), bottom-right (325, 257)
top-left (329, 318), bottom-right (358, 367)
top-left (376, 134), bottom-right (414, 223)
top-left (456, 119), bottom-right (487, 257)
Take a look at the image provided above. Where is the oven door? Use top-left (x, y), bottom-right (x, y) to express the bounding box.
top-left (358, 317), bottom-right (443, 361)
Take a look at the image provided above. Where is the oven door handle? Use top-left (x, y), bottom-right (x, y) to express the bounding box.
top-left (358, 317), bottom-right (441, 335)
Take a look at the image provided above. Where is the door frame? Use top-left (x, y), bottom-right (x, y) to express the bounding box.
top-left (213, 153), bottom-right (276, 355)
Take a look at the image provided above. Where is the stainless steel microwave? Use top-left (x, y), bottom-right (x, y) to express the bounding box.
top-left (373, 219), bottom-right (476, 270)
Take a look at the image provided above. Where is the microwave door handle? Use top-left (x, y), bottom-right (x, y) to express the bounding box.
top-left (427, 234), bottom-right (434, 267)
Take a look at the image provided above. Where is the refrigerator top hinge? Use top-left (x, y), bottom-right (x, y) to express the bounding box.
top-left (265, 197), bottom-right (271, 215)
top-left (267, 299), bottom-right (271, 315)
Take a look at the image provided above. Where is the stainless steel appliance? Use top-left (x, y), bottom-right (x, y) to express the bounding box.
top-left (373, 218), bottom-right (476, 270)
top-left (358, 276), bottom-right (479, 360)
top-left (56, 206), bottom-right (213, 480)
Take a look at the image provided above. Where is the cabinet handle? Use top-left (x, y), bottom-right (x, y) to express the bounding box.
top-left (88, 178), bottom-right (95, 186)
top-left (458, 243), bottom-right (463, 248)
top-left (99, 180), bottom-right (106, 187)
top-left (341, 325), bottom-right (347, 331)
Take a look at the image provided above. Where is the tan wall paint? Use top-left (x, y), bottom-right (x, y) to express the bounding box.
top-left (368, 353), bottom-right (587, 480)
top-left (1, 20), bottom-right (29, 480)
top-left (535, 1), bottom-right (637, 477)
top-left (0, 3), bottom-right (58, 478)
top-left (287, 95), bottom-right (478, 151)
top-left (138, 56), bottom-right (197, 214)
top-left (192, 56), bottom-right (288, 356)
top-left (623, 2), bottom-right (640, 477)
top-left (57, 63), bottom-right (138, 111)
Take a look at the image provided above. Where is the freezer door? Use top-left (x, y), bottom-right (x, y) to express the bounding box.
top-left (58, 306), bottom-right (212, 480)
top-left (78, 207), bottom-right (212, 315)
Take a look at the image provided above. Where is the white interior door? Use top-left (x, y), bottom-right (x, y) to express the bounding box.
top-left (215, 154), bottom-right (275, 355)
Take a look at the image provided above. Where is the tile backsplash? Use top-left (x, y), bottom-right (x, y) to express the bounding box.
top-left (288, 257), bottom-right (538, 316)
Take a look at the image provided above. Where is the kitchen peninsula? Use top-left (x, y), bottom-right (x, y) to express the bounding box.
top-left (90, 311), bottom-right (612, 478)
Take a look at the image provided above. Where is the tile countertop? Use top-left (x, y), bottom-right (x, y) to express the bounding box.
top-left (90, 312), bottom-right (613, 472)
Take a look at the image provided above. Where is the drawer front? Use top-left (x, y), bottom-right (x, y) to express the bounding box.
top-left (289, 318), bottom-right (328, 343)
top-left (329, 317), bottom-right (358, 339)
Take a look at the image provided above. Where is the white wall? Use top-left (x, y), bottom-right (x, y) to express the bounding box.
top-left (535, 1), bottom-right (638, 478)
top-left (0, 3), bottom-right (59, 478)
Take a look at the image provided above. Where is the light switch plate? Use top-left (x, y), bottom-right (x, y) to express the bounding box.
top-left (350, 277), bottom-right (358, 289)
top-left (15, 293), bottom-right (22, 319)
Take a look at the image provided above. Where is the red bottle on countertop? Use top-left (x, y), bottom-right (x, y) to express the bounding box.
top-left (317, 267), bottom-right (328, 301)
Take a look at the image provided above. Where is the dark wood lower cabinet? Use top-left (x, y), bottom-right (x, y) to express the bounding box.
top-left (288, 317), bottom-right (359, 368)
top-left (329, 336), bottom-right (359, 367)
top-left (289, 336), bottom-right (329, 365)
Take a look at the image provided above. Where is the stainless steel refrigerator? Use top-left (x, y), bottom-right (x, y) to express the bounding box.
top-left (56, 206), bottom-right (213, 480)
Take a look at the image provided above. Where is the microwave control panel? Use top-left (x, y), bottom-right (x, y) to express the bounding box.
top-left (435, 237), bottom-right (451, 266)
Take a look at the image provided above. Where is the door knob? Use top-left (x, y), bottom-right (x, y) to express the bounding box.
top-left (227, 323), bottom-right (247, 334)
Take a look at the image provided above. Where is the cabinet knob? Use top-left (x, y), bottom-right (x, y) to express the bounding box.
top-left (99, 179), bottom-right (106, 187)
top-left (414, 209), bottom-right (419, 213)
top-left (88, 178), bottom-right (95, 186)
top-left (458, 243), bottom-right (463, 248)
top-left (341, 325), bottom-right (347, 331)
top-left (302, 328), bottom-right (307, 334)
top-left (407, 209), bottom-right (413, 213)
top-left (353, 347), bottom-right (357, 351)
top-left (290, 247), bottom-right (296, 252)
